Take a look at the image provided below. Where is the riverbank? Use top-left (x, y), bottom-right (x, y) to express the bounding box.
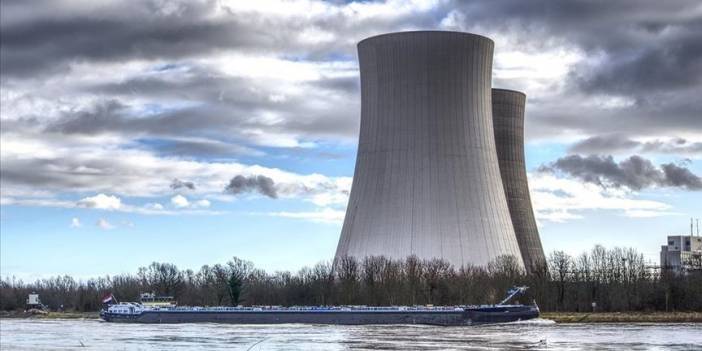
top-left (0, 310), bottom-right (100, 319)
top-left (541, 312), bottom-right (702, 323)
top-left (2, 310), bottom-right (700, 323)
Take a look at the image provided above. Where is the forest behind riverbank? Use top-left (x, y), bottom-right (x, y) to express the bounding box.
top-left (2, 245), bottom-right (700, 313)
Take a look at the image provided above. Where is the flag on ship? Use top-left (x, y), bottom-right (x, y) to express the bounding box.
top-left (102, 293), bottom-right (116, 304)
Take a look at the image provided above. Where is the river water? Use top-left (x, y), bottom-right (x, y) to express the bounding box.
top-left (1, 319), bottom-right (700, 350)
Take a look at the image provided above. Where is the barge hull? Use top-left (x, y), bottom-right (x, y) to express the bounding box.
top-left (102, 306), bottom-right (538, 326)
top-left (104, 311), bottom-right (466, 326)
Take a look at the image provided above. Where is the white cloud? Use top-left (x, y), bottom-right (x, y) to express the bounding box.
top-left (145, 202), bottom-right (164, 211)
top-left (529, 173), bottom-right (675, 225)
top-left (77, 194), bottom-right (122, 210)
top-left (623, 210), bottom-right (681, 218)
top-left (308, 192), bottom-right (349, 207)
top-left (96, 218), bottom-right (114, 230)
top-left (535, 210), bottom-right (584, 224)
top-left (170, 194), bottom-right (190, 208)
top-left (169, 196), bottom-right (211, 209)
top-left (1, 133), bottom-right (352, 206)
top-left (1, 194), bottom-right (220, 216)
top-left (1, 197), bottom-right (74, 208)
top-left (194, 199), bottom-right (211, 208)
top-left (70, 217), bottom-right (81, 228)
top-left (205, 53), bottom-right (356, 82)
top-left (269, 207), bottom-right (345, 224)
top-left (306, 177), bottom-right (351, 207)
top-left (494, 48), bottom-right (584, 82)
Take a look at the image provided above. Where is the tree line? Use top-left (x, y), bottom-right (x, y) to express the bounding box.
top-left (1, 245), bottom-right (700, 312)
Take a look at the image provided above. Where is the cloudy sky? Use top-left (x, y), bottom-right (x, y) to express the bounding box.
top-left (2, 0), bottom-right (701, 279)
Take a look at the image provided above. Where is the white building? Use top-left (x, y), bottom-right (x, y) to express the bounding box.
top-left (660, 235), bottom-right (702, 272)
top-left (25, 293), bottom-right (46, 310)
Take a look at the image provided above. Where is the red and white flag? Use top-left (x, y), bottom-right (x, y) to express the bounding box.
top-left (102, 293), bottom-right (115, 304)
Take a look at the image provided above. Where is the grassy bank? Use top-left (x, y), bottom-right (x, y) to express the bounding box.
top-left (541, 312), bottom-right (702, 323)
top-left (0, 311), bottom-right (100, 320)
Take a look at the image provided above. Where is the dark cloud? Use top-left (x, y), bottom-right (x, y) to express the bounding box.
top-left (45, 96), bottom-right (358, 148)
top-left (0, 1), bottom-right (298, 78)
top-left (442, 0), bottom-right (702, 140)
top-left (0, 153), bottom-right (147, 194)
top-left (306, 76), bottom-right (359, 95)
top-left (570, 135), bottom-right (702, 156)
top-left (3, 0), bottom-right (698, 144)
top-left (170, 178), bottom-right (195, 190)
top-left (44, 64), bottom-right (360, 145)
top-left (661, 163), bottom-right (702, 190)
top-left (2, 0), bottom-right (700, 205)
top-left (224, 175), bottom-right (277, 198)
top-left (0, 157), bottom-right (90, 190)
top-left (569, 135), bottom-right (640, 154)
top-left (576, 34), bottom-right (702, 96)
top-left (85, 68), bottom-right (269, 110)
top-left (526, 95), bottom-right (702, 141)
top-left (0, 0), bottom-right (427, 79)
top-left (640, 139), bottom-right (702, 155)
top-left (539, 155), bottom-right (702, 191)
top-left (47, 100), bottom-right (248, 137)
top-left (48, 100), bottom-right (129, 134)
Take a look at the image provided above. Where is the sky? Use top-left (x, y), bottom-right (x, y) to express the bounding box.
top-left (1, 0), bottom-right (701, 280)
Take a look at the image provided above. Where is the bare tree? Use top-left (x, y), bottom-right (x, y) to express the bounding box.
top-left (3, 246), bottom-right (700, 313)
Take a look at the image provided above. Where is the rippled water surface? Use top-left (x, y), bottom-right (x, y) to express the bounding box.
top-left (1, 319), bottom-right (701, 350)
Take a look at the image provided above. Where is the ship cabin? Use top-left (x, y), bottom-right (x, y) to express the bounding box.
top-left (139, 292), bottom-right (176, 307)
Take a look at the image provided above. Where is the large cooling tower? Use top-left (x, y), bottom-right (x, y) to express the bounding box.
top-left (492, 89), bottom-right (545, 271)
top-left (335, 31), bottom-right (524, 269)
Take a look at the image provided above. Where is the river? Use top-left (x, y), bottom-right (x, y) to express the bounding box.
top-left (1, 319), bottom-right (700, 350)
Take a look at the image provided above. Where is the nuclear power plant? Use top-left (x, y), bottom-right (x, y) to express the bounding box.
top-left (335, 31), bottom-right (544, 271)
top-left (492, 89), bottom-right (546, 270)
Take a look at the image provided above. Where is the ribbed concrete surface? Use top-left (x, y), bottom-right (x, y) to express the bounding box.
top-left (492, 89), bottom-right (545, 271)
top-left (335, 31), bottom-right (524, 269)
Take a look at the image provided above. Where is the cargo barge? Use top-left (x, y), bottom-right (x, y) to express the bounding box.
top-left (100, 287), bottom-right (539, 326)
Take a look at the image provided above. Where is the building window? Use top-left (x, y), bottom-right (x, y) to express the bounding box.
top-left (669, 241), bottom-right (674, 245)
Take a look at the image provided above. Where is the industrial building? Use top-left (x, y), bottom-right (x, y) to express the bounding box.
top-left (660, 221), bottom-right (702, 273)
top-left (335, 31), bottom-right (538, 269)
top-left (492, 89), bottom-right (546, 272)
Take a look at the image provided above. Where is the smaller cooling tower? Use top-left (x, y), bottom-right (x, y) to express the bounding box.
top-left (492, 89), bottom-right (546, 272)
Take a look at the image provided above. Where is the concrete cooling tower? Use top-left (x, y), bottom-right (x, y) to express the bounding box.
top-left (492, 89), bottom-right (546, 272)
top-left (335, 31), bottom-right (524, 269)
